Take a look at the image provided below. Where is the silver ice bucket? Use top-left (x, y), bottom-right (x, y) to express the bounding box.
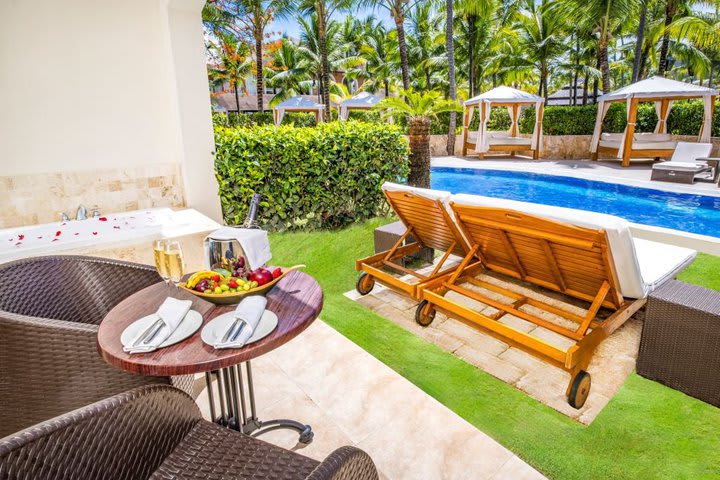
top-left (204, 236), bottom-right (247, 271)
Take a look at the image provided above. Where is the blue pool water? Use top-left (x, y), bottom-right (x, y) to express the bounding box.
top-left (431, 167), bottom-right (720, 238)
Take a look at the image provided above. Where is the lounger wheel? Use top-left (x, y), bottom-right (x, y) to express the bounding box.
top-left (356, 272), bottom-right (375, 295)
top-left (415, 300), bottom-right (436, 327)
top-left (567, 370), bottom-right (591, 409)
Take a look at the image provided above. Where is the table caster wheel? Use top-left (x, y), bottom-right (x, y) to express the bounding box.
top-left (568, 370), bottom-right (591, 409)
top-left (356, 272), bottom-right (375, 295)
top-left (415, 300), bottom-right (436, 326)
top-left (298, 426), bottom-right (314, 445)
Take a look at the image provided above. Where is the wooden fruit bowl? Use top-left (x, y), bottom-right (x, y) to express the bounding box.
top-left (179, 265), bottom-right (305, 305)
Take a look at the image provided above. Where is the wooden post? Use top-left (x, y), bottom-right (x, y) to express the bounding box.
top-left (478, 103), bottom-right (486, 159)
top-left (658, 99), bottom-right (670, 134)
top-left (462, 107), bottom-right (470, 156)
top-left (622, 98), bottom-right (639, 167)
top-left (534, 103), bottom-right (544, 160)
top-left (511, 104), bottom-right (519, 136)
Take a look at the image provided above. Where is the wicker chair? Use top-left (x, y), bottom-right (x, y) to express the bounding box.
top-left (0, 385), bottom-right (379, 480)
top-left (0, 255), bottom-right (194, 438)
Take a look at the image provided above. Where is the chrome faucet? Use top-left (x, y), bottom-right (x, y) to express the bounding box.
top-left (76, 204), bottom-right (88, 221)
top-left (91, 206), bottom-right (101, 218)
top-left (60, 212), bottom-right (70, 222)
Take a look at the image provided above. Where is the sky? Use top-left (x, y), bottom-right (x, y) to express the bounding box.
top-left (273, 6), bottom-right (395, 38)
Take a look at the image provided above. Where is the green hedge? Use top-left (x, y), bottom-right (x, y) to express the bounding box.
top-left (214, 121), bottom-right (410, 230)
top-left (213, 111), bottom-right (317, 128)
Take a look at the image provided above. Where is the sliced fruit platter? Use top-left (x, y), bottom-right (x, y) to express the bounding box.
top-left (180, 258), bottom-right (305, 305)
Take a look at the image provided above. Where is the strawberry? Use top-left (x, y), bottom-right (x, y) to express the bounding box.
top-left (228, 280), bottom-right (238, 289)
top-left (272, 267), bottom-right (282, 279)
top-left (212, 275), bottom-right (221, 282)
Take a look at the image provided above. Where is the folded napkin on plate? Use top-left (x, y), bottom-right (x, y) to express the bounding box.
top-left (206, 227), bottom-right (272, 271)
top-left (124, 297), bottom-right (193, 354)
top-left (214, 295), bottom-right (267, 349)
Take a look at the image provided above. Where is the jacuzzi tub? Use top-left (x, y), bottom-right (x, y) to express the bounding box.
top-left (0, 208), bottom-right (221, 264)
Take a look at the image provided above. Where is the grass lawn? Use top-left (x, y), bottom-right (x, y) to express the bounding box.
top-left (270, 219), bottom-right (720, 480)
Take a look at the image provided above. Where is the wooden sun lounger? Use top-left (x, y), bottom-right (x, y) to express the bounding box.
top-left (355, 187), bottom-right (481, 299)
top-left (416, 204), bottom-right (646, 408)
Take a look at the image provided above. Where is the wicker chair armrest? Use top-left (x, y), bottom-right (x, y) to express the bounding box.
top-left (306, 446), bottom-right (379, 480)
top-left (0, 385), bottom-right (201, 480)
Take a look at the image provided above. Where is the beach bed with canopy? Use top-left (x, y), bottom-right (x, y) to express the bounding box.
top-left (590, 76), bottom-right (718, 167)
top-left (338, 92), bottom-right (384, 121)
top-left (273, 96), bottom-right (325, 126)
top-left (462, 86), bottom-right (545, 159)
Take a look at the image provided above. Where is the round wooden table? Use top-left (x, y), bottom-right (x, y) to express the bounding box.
top-left (98, 269), bottom-right (323, 443)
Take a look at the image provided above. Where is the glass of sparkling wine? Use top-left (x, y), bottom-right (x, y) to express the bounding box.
top-left (153, 240), bottom-right (170, 283)
top-left (164, 240), bottom-right (185, 287)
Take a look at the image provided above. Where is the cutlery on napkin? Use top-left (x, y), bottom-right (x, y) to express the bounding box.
top-left (214, 295), bottom-right (267, 349)
top-left (124, 297), bottom-right (193, 354)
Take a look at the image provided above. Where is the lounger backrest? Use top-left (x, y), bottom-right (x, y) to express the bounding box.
top-left (670, 142), bottom-right (713, 163)
top-left (382, 183), bottom-right (468, 256)
top-left (451, 194), bottom-right (649, 302)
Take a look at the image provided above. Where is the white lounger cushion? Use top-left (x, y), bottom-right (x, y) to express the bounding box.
top-left (489, 137), bottom-right (531, 146)
top-left (652, 161), bottom-right (709, 172)
top-left (451, 194), bottom-right (695, 299)
top-left (600, 139), bottom-right (678, 150)
top-left (633, 238), bottom-right (696, 293)
top-left (382, 182), bottom-right (451, 203)
top-left (635, 133), bottom-right (673, 142)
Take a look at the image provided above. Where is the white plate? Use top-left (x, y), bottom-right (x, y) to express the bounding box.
top-left (121, 310), bottom-right (203, 349)
top-left (201, 310), bottom-right (278, 348)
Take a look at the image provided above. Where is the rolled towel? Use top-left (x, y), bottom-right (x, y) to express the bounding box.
top-left (124, 297), bottom-right (193, 354)
top-left (214, 295), bottom-right (267, 349)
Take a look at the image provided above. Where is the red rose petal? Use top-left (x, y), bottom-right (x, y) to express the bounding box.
top-left (37, 236), bottom-right (42, 239)
top-left (98, 217), bottom-right (107, 222)
top-left (8, 238), bottom-right (13, 242)
top-left (92, 232), bottom-right (98, 235)
top-left (52, 238), bottom-right (58, 242)
top-left (18, 234), bottom-right (24, 240)
top-left (74, 232), bottom-right (79, 236)
top-left (55, 231), bottom-right (61, 237)
top-left (113, 226), bottom-right (120, 229)
top-left (15, 241), bottom-right (22, 246)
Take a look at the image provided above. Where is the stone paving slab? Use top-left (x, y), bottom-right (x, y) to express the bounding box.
top-left (346, 271), bottom-right (642, 424)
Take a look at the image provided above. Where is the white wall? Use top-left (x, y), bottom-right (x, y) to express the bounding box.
top-left (0, 0), bottom-right (222, 222)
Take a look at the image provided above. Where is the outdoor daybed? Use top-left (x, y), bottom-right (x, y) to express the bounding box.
top-left (590, 76), bottom-right (717, 166)
top-left (462, 86), bottom-right (544, 159)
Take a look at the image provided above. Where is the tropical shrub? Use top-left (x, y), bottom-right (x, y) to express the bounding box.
top-left (214, 121), bottom-right (410, 230)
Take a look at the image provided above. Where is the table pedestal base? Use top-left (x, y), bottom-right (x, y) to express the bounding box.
top-left (204, 362), bottom-right (314, 445)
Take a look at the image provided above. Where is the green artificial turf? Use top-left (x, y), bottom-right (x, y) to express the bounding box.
top-left (269, 219), bottom-right (720, 480)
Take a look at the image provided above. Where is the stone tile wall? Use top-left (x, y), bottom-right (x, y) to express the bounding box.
top-left (0, 163), bottom-right (185, 228)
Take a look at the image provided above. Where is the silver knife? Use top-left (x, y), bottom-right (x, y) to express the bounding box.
top-left (132, 316), bottom-right (163, 347)
top-left (221, 317), bottom-right (247, 343)
top-left (142, 319), bottom-right (166, 345)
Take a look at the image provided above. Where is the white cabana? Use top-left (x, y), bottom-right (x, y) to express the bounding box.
top-left (462, 86), bottom-right (545, 159)
top-left (590, 76), bottom-right (718, 167)
top-left (273, 96), bottom-right (325, 126)
top-left (338, 92), bottom-right (383, 121)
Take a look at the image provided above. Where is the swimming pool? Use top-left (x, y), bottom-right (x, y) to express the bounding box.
top-left (431, 167), bottom-right (720, 238)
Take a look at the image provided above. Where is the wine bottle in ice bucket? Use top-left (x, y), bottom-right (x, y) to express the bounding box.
top-left (204, 193), bottom-right (263, 271)
top-left (243, 193), bottom-right (262, 229)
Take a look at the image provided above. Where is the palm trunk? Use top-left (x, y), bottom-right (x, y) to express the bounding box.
top-left (384, 79), bottom-right (390, 97)
top-left (446, 0), bottom-right (456, 156)
top-left (658, 0), bottom-right (676, 76)
top-left (582, 74), bottom-right (589, 105)
top-left (318, 15), bottom-right (331, 121)
top-left (395, 14), bottom-right (411, 91)
top-left (255, 32), bottom-right (264, 111)
top-left (598, 33), bottom-right (610, 93)
top-left (408, 117), bottom-right (432, 188)
top-left (468, 14), bottom-right (477, 97)
top-left (632, 1), bottom-right (647, 83)
top-left (234, 82), bottom-right (241, 115)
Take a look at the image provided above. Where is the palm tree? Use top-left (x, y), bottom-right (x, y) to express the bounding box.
top-left (266, 38), bottom-right (315, 103)
top-left (561, 0), bottom-right (639, 93)
top-left (208, 34), bottom-right (254, 112)
top-left (446, 0), bottom-right (457, 155)
top-left (365, 0), bottom-right (415, 91)
top-left (359, 24), bottom-right (399, 96)
top-left (227, 0), bottom-right (294, 111)
top-left (512, 0), bottom-right (566, 100)
top-left (378, 89), bottom-right (460, 188)
top-left (406, 3), bottom-right (444, 91)
top-left (296, 0), bottom-right (351, 120)
top-left (455, 0), bottom-right (496, 97)
top-left (632, 0), bottom-right (649, 82)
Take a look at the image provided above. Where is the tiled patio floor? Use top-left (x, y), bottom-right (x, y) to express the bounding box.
top-left (195, 320), bottom-right (546, 480)
top-left (345, 264), bottom-right (642, 424)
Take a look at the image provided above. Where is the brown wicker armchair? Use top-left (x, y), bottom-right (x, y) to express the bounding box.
top-left (0, 255), bottom-right (194, 438)
top-left (0, 385), bottom-right (379, 480)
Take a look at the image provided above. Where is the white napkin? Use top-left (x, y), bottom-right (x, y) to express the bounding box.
top-left (124, 297), bottom-right (193, 354)
top-left (214, 295), bottom-right (267, 349)
top-left (206, 227), bottom-right (272, 271)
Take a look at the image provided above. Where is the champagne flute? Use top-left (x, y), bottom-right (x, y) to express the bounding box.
top-left (164, 240), bottom-right (185, 287)
top-left (153, 239), bottom-right (170, 284)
